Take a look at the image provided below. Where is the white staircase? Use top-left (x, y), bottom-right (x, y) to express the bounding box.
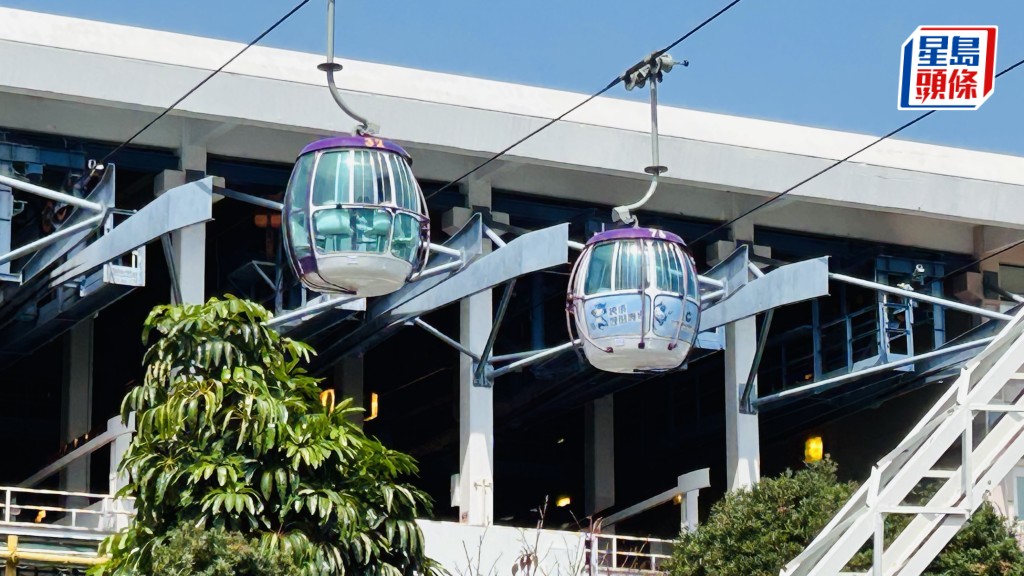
top-left (782, 308), bottom-right (1024, 576)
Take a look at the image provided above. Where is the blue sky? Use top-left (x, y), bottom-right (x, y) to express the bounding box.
top-left (2, 0), bottom-right (1021, 156)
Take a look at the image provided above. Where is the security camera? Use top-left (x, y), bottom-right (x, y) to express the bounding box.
top-left (912, 264), bottom-right (926, 284)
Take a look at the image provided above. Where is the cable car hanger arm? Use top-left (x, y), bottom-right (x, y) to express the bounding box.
top-left (611, 54), bottom-right (682, 226)
top-left (319, 0), bottom-right (377, 135)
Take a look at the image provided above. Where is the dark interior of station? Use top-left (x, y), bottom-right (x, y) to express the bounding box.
top-left (0, 129), bottom-right (993, 539)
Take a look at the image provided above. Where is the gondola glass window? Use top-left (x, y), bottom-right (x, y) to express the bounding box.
top-left (283, 137), bottom-right (429, 297)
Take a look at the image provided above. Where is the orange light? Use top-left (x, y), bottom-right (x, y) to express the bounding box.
top-left (319, 389), bottom-right (336, 413)
top-left (364, 393), bottom-right (379, 422)
top-left (804, 435), bottom-right (824, 463)
top-left (556, 496), bottom-right (571, 508)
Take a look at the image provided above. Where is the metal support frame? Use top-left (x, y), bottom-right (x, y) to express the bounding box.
top-left (829, 272), bottom-right (1012, 322)
top-left (215, 186), bottom-right (283, 211)
top-left (474, 279), bottom-right (516, 386)
top-left (0, 173), bottom-right (103, 213)
top-left (754, 337), bottom-right (995, 408)
top-left (782, 309), bottom-right (1024, 576)
top-left (740, 309), bottom-right (773, 414)
top-left (0, 213), bottom-right (104, 268)
top-left (412, 318), bottom-right (479, 361)
top-left (488, 340), bottom-right (580, 380)
top-left (266, 295), bottom-right (361, 327)
top-left (160, 234), bottom-right (183, 306)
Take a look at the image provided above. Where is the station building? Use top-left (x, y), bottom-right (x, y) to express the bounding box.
top-left (1, 7), bottom-right (1024, 573)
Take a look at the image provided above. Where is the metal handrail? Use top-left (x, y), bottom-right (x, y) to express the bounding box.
top-left (588, 533), bottom-right (674, 574)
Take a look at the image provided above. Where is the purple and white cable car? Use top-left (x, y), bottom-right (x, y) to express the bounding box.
top-left (283, 136), bottom-right (429, 297)
top-left (567, 228), bottom-right (701, 373)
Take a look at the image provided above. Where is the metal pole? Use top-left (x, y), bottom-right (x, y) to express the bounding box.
top-left (413, 318), bottom-right (479, 361)
top-left (0, 174), bottom-right (103, 213)
top-left (216, 187), bottom-right (284, 211)
top-left (490, 340), bottom-right (580, 379)
top-left (160, 234), bottom-right (182, 306)
top-left (321, 0), bottom-right (373, 133)
top-left (0, 213), bottom-right (104, 266)
top-left (740, 309), bottom-right (773, 414)
top-left (754, 337), bottom-right (995, 408)
top-left (266, 295), bottom-right (360, 327)
top-left (484, 226), bottom-right (507, 248)
top-left (829, 273), bottom-right (1012, 322)
top-left (475, 279), bottom-right (516, 384)
top-left (649, 79), bottom-right (660, 169)
top-left (698, 275), bottom-right (725, 289)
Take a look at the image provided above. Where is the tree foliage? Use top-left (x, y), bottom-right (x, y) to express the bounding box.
top-left (149, 523), bottom-right (302, 576)
top-left (668, 458), bottom-right (1024, 576)
top-left (92, 296), bottom-right (437, 576)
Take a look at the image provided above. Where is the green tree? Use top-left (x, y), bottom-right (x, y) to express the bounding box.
top-left (668, 458), bottom-right (1024, 576)
top-left (149, 523), bottom-right (301, 576)
top-left (92, 296), bottom-right (436, 576)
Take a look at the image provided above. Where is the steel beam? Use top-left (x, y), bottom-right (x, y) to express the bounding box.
top-left (700, 256), bottom-right (830, 331)
top-left (50, 178), bottom-right (214, 286)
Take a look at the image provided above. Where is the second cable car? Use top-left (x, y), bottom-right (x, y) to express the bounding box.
top-left (283, 136), bottom-right (430, 297)
top-left (567, 228), bottom-right (701, 373)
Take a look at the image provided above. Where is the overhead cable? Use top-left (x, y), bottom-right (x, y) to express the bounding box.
top-left (691, 56), bottom-right (1024, 245)
top-left (423, 0), bottom-right (745, 201)
top-left (99, 0), bottom-right (312, 165)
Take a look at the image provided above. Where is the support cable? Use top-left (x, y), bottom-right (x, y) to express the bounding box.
top-left (424, 0), bottom-right (745, 202)
top-left (692, 56), bottom-right (1024, 246)
top-left (99, 0), bottom-right (312, 165)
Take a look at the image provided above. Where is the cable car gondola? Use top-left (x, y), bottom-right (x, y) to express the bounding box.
top-left (283, 136), bottom-right (429, 297)
top-left (567, 227), bottom-right (701, 373)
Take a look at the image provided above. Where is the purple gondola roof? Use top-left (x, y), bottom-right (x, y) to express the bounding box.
top-left (299, 136), bottom-right (412, 160)
top-left (585, 227), bottom-right (686, 246)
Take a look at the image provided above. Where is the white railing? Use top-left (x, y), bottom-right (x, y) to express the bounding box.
top-left (587, 533), bottom-right (674, 575)
top-left (0, 486), bottom-right (133, 538)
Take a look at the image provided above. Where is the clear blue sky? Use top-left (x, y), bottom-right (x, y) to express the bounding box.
top-left (2, 0), bottom-right (1022, 156)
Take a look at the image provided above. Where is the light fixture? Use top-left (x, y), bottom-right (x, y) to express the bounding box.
top-left (673, 494), bottom-right (683, 505)
top-left (805, 435), bottom-right (824, 464)
top-left (555, 496), bottom-right (571, 508)
top-left (364, 392), bottom-right (379, 422)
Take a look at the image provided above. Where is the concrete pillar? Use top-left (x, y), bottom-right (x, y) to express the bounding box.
top-left (60, 320), bottom-right (94, 497)
top-left (725, 223), bottom-right (760, 491)
top-left (457, 177), bottom-right (494, 526)
top-left (335, 356), bottom-right (365, 428)
top-left (170, 129), bottom-right (208, 305)
top-left (584, 394), bottom-right (615, 517)
top-left (170, 224), bottom-right (206, 304)
top-left (725, 316), bottom-right (760, 490)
